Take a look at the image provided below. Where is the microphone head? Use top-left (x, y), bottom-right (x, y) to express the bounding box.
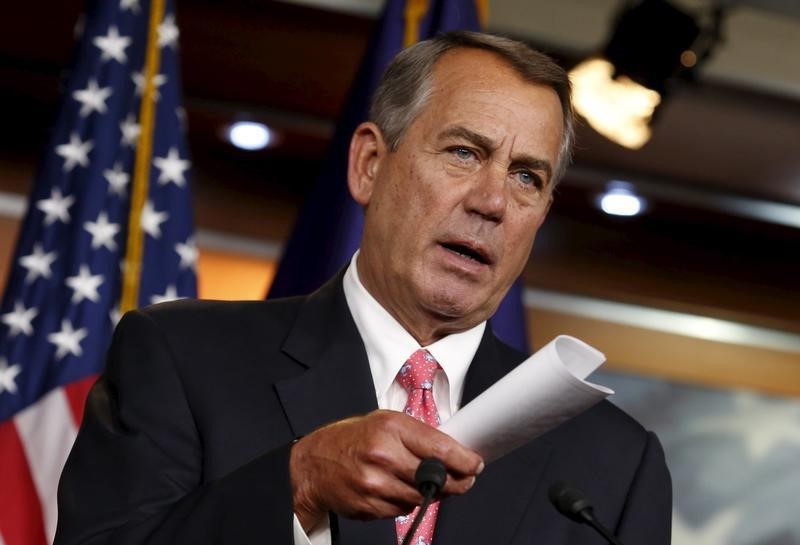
top-left (415, 457), bottom-right (447, 492)
top-left (548, 481), bottom-right (593, 523)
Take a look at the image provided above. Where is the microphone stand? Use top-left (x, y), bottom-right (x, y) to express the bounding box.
top-left (401, 458), bottom-right (447, 545)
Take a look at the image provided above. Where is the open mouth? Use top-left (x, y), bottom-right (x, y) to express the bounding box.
top-left (440, 242), bottom-right (490, 265)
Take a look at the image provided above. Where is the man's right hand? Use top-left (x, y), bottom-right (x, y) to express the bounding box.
top-left (289, 410), bottom-right (484, 531)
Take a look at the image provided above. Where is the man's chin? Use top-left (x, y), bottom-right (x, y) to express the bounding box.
top-left (423, 289), bottom-right (495, 326)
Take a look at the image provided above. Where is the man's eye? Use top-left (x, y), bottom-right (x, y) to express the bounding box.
top-left (515, 170), bottom-right (543, 189)
top-left (452, 147), bottom-right (475, 161)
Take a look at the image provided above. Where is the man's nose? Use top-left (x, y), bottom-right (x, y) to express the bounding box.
top-left (463, 163), bottom-right (507, 222)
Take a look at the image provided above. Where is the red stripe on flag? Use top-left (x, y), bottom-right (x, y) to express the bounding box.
top-left (0, 420), bottom-right (48, 545)
top-left (63, 374), bottom-right (99, 427)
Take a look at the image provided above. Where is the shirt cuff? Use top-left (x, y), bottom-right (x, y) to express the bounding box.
top-left (293, 512), bottom-right (332, 545)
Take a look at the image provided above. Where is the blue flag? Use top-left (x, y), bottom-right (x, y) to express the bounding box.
top-left (268, 0), bottom-right (529, 352)
top-left (0, 1), bottom-right (195, 542)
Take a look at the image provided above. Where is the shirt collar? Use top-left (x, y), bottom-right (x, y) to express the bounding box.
top-left (343, 251), bottom-right (485, 412)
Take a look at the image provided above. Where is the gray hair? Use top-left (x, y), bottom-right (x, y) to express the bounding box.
top-left (369, 31), bottom-right (575, 185)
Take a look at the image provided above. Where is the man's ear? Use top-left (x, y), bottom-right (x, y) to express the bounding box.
top-left (347, 122), bottom-right (386, 206)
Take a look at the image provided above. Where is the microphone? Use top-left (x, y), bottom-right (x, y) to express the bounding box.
top-left (548, 481), bottom-right (626, 545)
top-left (401, 458), bottom-right (447, 545)
top-left (415, 457), bottom-right (447, 496)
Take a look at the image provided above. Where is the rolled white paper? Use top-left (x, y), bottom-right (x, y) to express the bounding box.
top-left (439, 335), bottom-right (614, 463)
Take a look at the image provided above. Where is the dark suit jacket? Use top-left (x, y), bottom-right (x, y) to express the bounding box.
top-left (56, 274), bottom-right (671, 545)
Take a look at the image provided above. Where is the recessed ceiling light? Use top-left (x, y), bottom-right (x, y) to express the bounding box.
top-left (597, 181), bottom-right (647, 217)
top-left (227, 121), bottom-right (272, 150)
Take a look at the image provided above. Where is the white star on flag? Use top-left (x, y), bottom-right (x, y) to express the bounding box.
top-left (132, 71), bottom-right (167, 100)
top-left (153, 147), bottom-right (190, 187)
top-left (175, 237), bottom-right (198, 270)
top-left (103, 162), bottom-right (130, 196)
top-left (150, 285), bottom-right (183, 305)
top-left (140, 200), bottom-right (169, 239)
top-left (1, 302), bottom-right (38, 337)
top-left (120, 0), bottom-right (140, 13)
top-left (47, 319), bottom-right (89, 360)
top-left (0, 358), bottom-right (22, 395)
top-left (19, 244), bottom-right (57, 283)
top-left (120, 113), bottom-right (141, 147)
top-left (158, 14), bottom-right (180, 49)
top-left (55, 132), bottom-right (93, 172)
top-left (36, 187), bottom-right (75, 225)
top-left (72, 78), bottom-right (113, 117)
top-left (65, 265), bottom-right (104, 304)
top-left (93, 25), bottom-right (131, 63)
top-left (84, 211), bottom-right (120, 250)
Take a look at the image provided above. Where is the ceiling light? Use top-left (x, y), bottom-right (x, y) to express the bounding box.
top-left (569, 0), bottom-right (715, 149)
top-left (597, 182), bottom-right (646, 217)
top-left (228, 121), bottom-right (272, 150)
top-left (570, 58), bottom-right (661, 150)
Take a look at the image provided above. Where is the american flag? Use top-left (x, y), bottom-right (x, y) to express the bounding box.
top-left (0, 1), bottom-right (196, 543)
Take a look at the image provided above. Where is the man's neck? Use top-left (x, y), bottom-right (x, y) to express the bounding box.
top-left (355, 257), bottom-right (475, 346)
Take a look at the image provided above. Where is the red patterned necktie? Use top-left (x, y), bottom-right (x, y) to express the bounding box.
top-left (395, 349), bottom-right (442, 545)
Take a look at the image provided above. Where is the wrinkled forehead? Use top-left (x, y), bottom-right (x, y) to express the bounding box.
top-left (421, 50), bottom-right (562, 147)
top-left (426, 48), bottom-right (562, 123)
top-left (430, 48), bottom-right (516, 90)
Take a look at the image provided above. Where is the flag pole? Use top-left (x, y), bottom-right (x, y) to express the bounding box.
top-left (121, 0), bottom-right (165, 313)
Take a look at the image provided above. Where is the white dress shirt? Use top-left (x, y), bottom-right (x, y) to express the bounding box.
top-left (293, 252), bottom-right (486, 545)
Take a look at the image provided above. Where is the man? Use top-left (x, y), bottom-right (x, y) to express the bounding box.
top-left (56, 31), bottom-right (671, 545)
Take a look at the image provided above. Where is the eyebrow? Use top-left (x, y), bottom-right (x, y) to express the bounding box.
top-left (439, 126), bottom-right (496, 154)
top-left (437, 125), bottom-right (554, 185)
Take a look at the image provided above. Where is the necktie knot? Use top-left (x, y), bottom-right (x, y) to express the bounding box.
top-left (398, 349), bottom-right (439, 393)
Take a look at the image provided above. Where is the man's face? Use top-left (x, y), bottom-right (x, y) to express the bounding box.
top-left (350, 48), bottom-right (564, 343)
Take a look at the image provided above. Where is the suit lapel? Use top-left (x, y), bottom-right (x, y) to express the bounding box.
top-left (435, 329), bottom-right (553, 545)
top-left (274, 273), bottom-right (396, 545)
top-left (275, 273), bottom-right (378, 438)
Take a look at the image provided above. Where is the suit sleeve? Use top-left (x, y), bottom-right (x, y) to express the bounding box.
top-left (55, 309), bottom-right (295, 545)
top-left (615, 431), bottom-right (673, 545)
